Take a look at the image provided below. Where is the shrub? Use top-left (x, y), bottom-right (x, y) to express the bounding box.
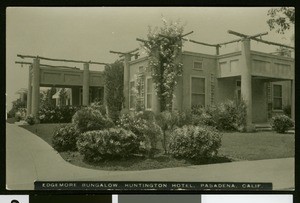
top-left (155, 110), bottom-right (193, 153)
top-left (168, 125), bottom-right (222, 162)
top-left (8, 99), bottom-right (26, 119)
top-left (283, 105), bottom-right (291, 117)
top-left (77, 128), bottom-right (141, 162)
top-left (52, 124), bottom-right (80, 152)
top-left (15, 111), bottom-right (22, 122)
top-left (25, 115), bottom-right (35, 125)
top-left (192, 106), bottom-right (217, 126)
top-left (156, 110), bottom-right (193, 130)
top-left (90, 102), bottom-right (107, 116)
top-left (271, 115), bottom-right (294, 133)
top-left (216, 101), bottom-right (240, 131)
top-left (191, 100), bottom-right (247, 132)
top-left (39, 106), bottom-right (78, 123)
top-left (14, 108), bottom-right (27, 121)
top-left (117, 112), bottom-right (163, 157)
top-left (72, 107), bottom-right (114, 133)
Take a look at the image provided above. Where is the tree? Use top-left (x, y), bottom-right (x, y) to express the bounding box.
top-left (8, 98), bottom-right (26, 118)
top-left (59, 88), bottom-right (68, 106)
top-left (143, 18), bottom-right (185, 112)
top-left (267, 7), bottom-right (295, 34)
top-left (104, 60), bottom-right (124, 122)
top-left (40, 87), bottom-right (56, 108)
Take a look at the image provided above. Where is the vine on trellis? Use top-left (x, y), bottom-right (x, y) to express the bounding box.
top-left (142, 18), bottom-right (185, 112)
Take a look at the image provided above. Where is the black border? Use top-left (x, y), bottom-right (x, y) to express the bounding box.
top-left (0, 1), bottom-right (298, 202)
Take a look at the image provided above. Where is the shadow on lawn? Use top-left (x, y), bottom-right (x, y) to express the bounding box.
top-left (62, 151), bottom-right (233, 171)
top-left (187, 155), bottom-right (233, 165)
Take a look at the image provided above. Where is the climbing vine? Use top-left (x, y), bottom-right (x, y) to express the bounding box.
top-left (143, 18), bottom-right (185, 112)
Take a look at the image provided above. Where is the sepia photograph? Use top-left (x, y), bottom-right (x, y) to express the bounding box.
top-left (6, 7), bottom-right (295, 191)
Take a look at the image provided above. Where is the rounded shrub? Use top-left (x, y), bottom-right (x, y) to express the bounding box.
top-left (72, 107), bottom-right (114, 133)
top-left (52, 124), bottom-right (80, 152)
top-left (39, 106), bottom-right (78, 123)
top-left (191, 100), bottom-right (247, 132)
top-left (168, 125), bottom-right (222, 162)
top-left (15, 111), bottom-right (22, 122)
top-left (76, 127), bottom-right (141, 162)
top-left (271, 115), bottom-right (294, 133)
top-left (25, 115), bottom-right (35, 125)
top-left (117, 112), bottom-right (163, 157)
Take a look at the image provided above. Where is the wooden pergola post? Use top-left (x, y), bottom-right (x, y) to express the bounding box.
top-left (123, 54), bottom-right (131, 110)
top-left (82, 63), bottom-right (90, 106)
top-left (26, 64), bottom-right (32, 116)
top-left (240, 38), bottom-right (253, 130)
top-left (31, 58), bottom-right (40, 117)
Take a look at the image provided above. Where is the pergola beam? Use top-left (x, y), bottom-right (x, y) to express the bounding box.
top-left (109, 48), bottom-right (139, 57)
top-left (181, 31), bottom-right (194, 38)
top-left (228, 30), bottom-right (268, 39)
top-left (15, 61), bottom-right (32, 65)
top-left (183, 38), bottom-right (217, 47)
top-left (16, 61), bottom-right (80, 70)
top-left (227, 30), bottom-right (293, 49)
top-left (17, 54), bottom-right (108, 65)
top-left (217, 38), bottom-right (242, 47)
top-left (251, 37), bottom-right (294, 49)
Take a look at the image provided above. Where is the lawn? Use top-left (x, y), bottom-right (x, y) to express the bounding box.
top-left (219, 132), bottom-right (295, 160)
top-left (21, 123), bottom-right (295, 170)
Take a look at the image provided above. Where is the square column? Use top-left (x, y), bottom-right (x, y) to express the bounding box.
top-left (123, 54), bottom-right (131, 110)
top-left (82, 63), bottom-right (90, 106)
top-left (240, 39), bottom-right (253, 129)
top-left (26, 65), bottom-right (32, 116)
top-left (31, 58), bottom-right (40, 117)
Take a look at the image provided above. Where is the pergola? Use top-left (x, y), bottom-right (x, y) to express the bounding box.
top-left (16, 55), bottom-right (108, 117)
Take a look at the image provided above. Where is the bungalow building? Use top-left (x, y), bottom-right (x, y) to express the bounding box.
top-left (22, 34), bottom-right (294, 129)
top-left (123, 38), bottom-right (294, 128)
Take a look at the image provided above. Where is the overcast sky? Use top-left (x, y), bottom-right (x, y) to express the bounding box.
top-left (6, 7), bottom-right (294, 110)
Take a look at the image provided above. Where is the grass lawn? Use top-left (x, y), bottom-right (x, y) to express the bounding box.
top-left (219, 131), bottom-right (295, 160)
top-left (21, 123), bottom-right (295, 170)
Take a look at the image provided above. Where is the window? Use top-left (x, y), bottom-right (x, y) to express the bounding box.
top-left (146, 78), bottom-right (153, 109)
top-left (129, 81), bottom-right (136, 109)
top-left (191, 77), bottom-right (205, 107)
top-left (193, 61), bottom-right (203, 70)
top-left (273, 84), bottom-right (282, 110)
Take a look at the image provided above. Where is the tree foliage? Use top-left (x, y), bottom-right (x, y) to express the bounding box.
top-left (104, 60), bottom-right (124, 122)
top-left (267, 7), bottom-right (295, 34)
top-left (143, 18), bottom-right (184, 112)
top-left (40, 87), bottom-right (56, 108)
top-left (59, 88), bottom-right (67, 106)
top-left (8, 98), bottom-right (26, 118)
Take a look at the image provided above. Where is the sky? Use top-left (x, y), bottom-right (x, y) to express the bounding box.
top-left (6, 7), bottom-right (294, 110)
